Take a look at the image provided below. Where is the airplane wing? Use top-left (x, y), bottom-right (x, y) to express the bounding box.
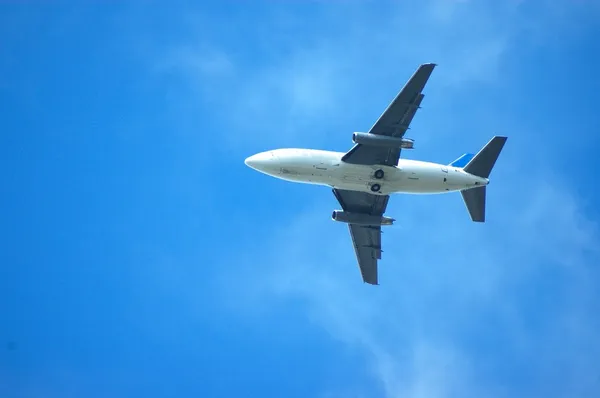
top-left (341, 63), bottom-right (436, 166)
top-left (333, 188), bottom-right (390, 285)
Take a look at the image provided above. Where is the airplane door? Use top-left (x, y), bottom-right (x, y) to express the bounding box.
top-left (441, 166), bottom-right (448, 184)
top-left (315, 161), bottom-right (328, 171)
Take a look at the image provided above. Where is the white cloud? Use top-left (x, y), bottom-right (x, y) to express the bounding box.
top-left (147, 1), bottom-right (600, 396)
top-left (151, 1), bottom-right (513, 149)
top-left (152, 0), bottom-right (597, 157)
top-left (216, 167), bottom-right (600, 397)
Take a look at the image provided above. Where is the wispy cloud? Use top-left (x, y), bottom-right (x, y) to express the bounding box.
top-left (217, 166), bottom-right (600, 397)
top-left (151, 0), bottom-right (596, 156)
top-left (150, 1), bottom-right (511, 149)
top-left (146, 1), bottom-right (600, 396)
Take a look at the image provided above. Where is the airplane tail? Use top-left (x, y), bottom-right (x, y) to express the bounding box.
top-left (461, 186), bottom-right (487, 222)
top-left (457, 136), bottom-right (507, 222)
top-left (448, 153), bottom-right (474, 168)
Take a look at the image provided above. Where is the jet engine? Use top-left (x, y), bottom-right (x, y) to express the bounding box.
top-left (331, 210), bottom-right (395, 226)
top-left (352, 132), bottom-right (414, 149)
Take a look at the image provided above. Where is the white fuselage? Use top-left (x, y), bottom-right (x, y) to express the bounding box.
top-left (245, 148), bottom-right (488, 195)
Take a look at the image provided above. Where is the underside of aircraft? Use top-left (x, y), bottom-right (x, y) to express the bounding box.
top-left (245, 63), bottom-right (507, 285)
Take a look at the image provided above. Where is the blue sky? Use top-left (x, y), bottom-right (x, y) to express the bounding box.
top-left (2, 1), bottom-right (600, 397)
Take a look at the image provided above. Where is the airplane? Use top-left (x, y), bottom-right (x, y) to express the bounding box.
top-left (244, 63), bottom-right (507, 285)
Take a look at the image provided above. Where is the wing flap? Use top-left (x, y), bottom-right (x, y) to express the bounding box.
top-left (333, 189), bottom-right (390, 285)
top-left (332, 189), bottom-right (389, 215)
top-left (348, 224), bottom-right (381, 285)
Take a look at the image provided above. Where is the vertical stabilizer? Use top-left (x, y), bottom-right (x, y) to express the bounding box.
top-left (448, 153), bottom-right (474, 168)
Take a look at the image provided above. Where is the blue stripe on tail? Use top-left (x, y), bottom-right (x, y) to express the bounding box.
top-left (449, 153), bottom-right (474, 168)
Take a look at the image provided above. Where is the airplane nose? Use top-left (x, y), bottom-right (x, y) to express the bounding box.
top-left (244, 151), bottom-right (274, 172)
top-left (244, 154), bottom-right (257, 168)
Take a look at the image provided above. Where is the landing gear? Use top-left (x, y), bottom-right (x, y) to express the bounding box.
top-left (370, 183), bottom-right (381, 192)
top-left (374, 169), bottom-right (384, 179)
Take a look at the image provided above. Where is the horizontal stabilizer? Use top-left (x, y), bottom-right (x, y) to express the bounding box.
top-left (461, 186), bottom-right (486, 222)
top-left (449, 153), bottom-right (474, 168)
top-left (463, 136), bottom-right (507, 179)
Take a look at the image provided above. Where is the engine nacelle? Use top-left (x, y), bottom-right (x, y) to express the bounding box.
top-left (331, 210), bottom-right (395, 226)
top-left (352, 132), bottom-right (414, 149)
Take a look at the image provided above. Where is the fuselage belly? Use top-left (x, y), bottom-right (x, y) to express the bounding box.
top-left (245, 148), bottom-right (488, 195)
